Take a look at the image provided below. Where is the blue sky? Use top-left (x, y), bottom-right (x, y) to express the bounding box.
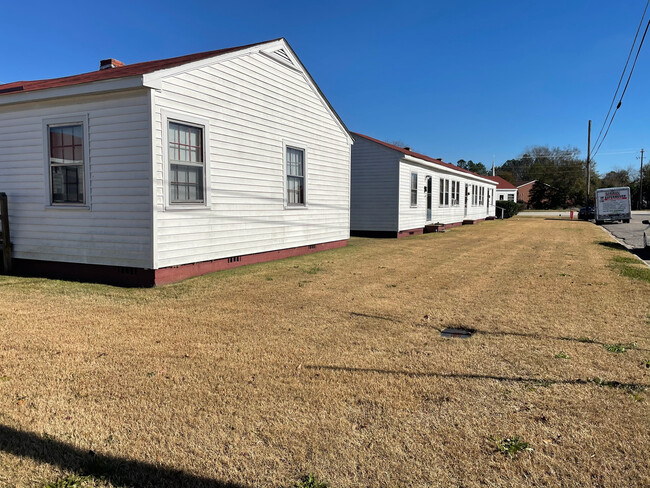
top-left (3, 0), bottom-right (649, 175)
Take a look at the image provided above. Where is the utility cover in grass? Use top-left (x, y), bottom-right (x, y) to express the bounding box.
top-left (441, 328), bottom-right (474, 339)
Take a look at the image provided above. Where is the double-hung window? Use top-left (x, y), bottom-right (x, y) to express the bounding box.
top-left (168, 121), bottom-right (204, 204)
top-left (49, 124), bottom-right (85, 204)
top-left (439, 178), bottom-right (444, 205)
top-left (410, 173), bottom-right (418, 206)
top-left (286, 147), bottom-right (305, 205)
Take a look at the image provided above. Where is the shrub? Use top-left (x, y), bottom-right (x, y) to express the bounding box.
top-left (495, 201), bottom-right (524, 219)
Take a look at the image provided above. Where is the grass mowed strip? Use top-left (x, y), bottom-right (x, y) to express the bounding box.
top-left (0, 219), bottom-right (648, 487)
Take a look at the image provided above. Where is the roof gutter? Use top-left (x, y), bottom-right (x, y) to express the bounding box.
top-left (402, 155), bottom-right (498, 184)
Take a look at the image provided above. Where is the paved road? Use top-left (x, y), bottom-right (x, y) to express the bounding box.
top-left (601, 212), bottom-right (650, 249)
top-left (600, 212), bottom-right (650, 266)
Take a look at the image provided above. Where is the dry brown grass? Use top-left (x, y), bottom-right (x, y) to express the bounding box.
top-left (0, 218), bottom-right (648, 488)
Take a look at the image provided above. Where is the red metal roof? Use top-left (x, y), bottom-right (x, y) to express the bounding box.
top-left (0, 39), bottom-right (282, 96)
top-left (351, 132), bottom-right (494, 181)
top-left (484, 175), bottom-right (517, 189)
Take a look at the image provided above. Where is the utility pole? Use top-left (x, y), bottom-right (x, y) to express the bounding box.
top-left (640, 148), bottom-right (644, 210)
top-left (586, 120), bottom-right (591, 207)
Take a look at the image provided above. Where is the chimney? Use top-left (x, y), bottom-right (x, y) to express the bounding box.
top-left (99, 58), bottom-right (125, 70)
top-left (403, 146), bottom-right (411, 151)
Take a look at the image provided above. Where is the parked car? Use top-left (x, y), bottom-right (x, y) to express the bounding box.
top-left (578, 206), bottom-right (595, 220)
top-left (643, 220), bottom-right (649, 249)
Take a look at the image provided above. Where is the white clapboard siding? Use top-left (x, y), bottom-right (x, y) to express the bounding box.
top-left (0, 90), bottom-right (153, 268)
top-left (350, 136), bottom-right (400, 232)
top-left (151, 50), bottom-right (350, 268)
top-left (398, 160), bottom-right (497, 231)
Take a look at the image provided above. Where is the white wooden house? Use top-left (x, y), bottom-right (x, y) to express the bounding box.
top-left (0, 39), bottom-right (353, 285)
top-left (486, 175), bottom-right (517, 202)
top-left (351, 133), bottom-right (496, 237)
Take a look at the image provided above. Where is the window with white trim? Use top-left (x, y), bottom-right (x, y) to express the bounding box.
top-left (451, 181), bottom-right (460, 206)
top-left (48, 124), bottom-right (85, 204)
top-left (439, 178), bottom-right (444, 205)
top-left (168, 121), bottom-right (204, 204)
top-left (286, 147), bottom-right (305, 205)
top-left (410, 172), bottom-right (418, 206)
top-left (507, 194), bottom-right (515, 202)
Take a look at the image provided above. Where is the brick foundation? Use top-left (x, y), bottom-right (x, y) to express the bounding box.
top-left (10, 239), bottom-right (347, 287)
top-left (154, 239), bottom-right (347, 285)
top-left (396, 227), bottom-right (424, 238)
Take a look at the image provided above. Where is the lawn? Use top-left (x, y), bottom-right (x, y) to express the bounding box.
top-left (0, 219), bottom-right (648, 488)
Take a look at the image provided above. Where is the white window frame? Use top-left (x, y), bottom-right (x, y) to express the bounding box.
top-left (42, 113), bottom-right (91, 209)
top-left (410, 172), bottom-right (418, 207)
top-left (161, 110), bottom-right (211, 210)
top-left (283, 140), bottom-right (309, 209)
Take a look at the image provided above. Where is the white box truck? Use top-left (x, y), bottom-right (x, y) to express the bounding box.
top-left (594, 186), bottom-right (631, 224)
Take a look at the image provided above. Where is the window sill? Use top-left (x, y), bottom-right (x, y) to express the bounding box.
top-left (45, 205), bottom-right (90, 211)
top-left (285, 204), bottom-right (309, 210)
top-left (164, 205), bottom-right (211, 212)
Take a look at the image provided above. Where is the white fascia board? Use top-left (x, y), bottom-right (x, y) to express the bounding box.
top-left (141, 40), bottom-right (283, 86)
top-left (0, 76), bottom-right (145, 107)
top-left (402, 155), bottom-right (498, 185)
top-left (143, 38), bottom-right (354, 146)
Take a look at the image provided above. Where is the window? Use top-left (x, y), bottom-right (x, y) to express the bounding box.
top-left (444, 179), bottom-right (450, 206)
top-left (287, 147), bottom-right (305, 205)
top-left (451, 181), bottom-right (460, 206)
top-left (439, 178), bottom-right (444, 205)
top-left (168, 121), bottom-right (204, 204)
top-left (49, 124), bottom-right (85, 204)
top-left (507, 194), bottom-right (515, 202)
top-left (410, 172), bottom-right (418, 206)
top-left (499, 195), bottom-right (504, 201)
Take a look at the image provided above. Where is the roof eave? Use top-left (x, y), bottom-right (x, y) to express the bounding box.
top-left (402, 155), bottom-right (497, 184)
top-left (0, 75), bottom-right (146, 107)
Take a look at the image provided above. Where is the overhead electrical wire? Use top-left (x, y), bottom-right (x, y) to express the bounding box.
top-left (591, 1), bottom-right (650, 158)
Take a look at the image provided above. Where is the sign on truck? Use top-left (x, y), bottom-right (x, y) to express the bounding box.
top-left (594, 186), bottom-right (631, 224)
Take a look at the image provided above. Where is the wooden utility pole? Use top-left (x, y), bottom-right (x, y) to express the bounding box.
top-left (640, 148), bottom-right (644, 210)
top-left (586, 120), bottom-right (591, 207)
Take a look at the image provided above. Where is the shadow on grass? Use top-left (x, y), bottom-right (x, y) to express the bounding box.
top-left (305, 365), bottom-right (648, 391)
top-left (630, 247), bottom-right (650, 261)
top-left (0, 424), bottom-right (246, 488)
top-left (597, 241), bottom-right (628, 251)
top-left (469, 328), bottom-right (649, 352)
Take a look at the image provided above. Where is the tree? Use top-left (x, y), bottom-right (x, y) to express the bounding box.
top-left (495, 145), bottom-right (588, 208)
top-left (456, 159), bottom-right (488, 175)
top-left (388, 140), bottom-right (411, 150)
top-left (601, 170), bottom-right (631, 189)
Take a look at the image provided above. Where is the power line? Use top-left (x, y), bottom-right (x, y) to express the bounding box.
top-left (591, 1), bottom-right (650, 158)
top-left (591, 0), bottom-right (649, 153)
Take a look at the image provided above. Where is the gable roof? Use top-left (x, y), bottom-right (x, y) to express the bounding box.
top-left (0, 39), bottom-right (281, 96)
top-left (352, 132), bottom-right (495, 183)
top-left (0, 38), bottom-right (352, 143)
top-left (485, 175), bottom-right (517, 190)
top-left (516, 180), bottom-right (537, 188)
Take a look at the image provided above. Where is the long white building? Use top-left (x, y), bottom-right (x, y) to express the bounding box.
top-left (351, 133), bottom-right (496, 237)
